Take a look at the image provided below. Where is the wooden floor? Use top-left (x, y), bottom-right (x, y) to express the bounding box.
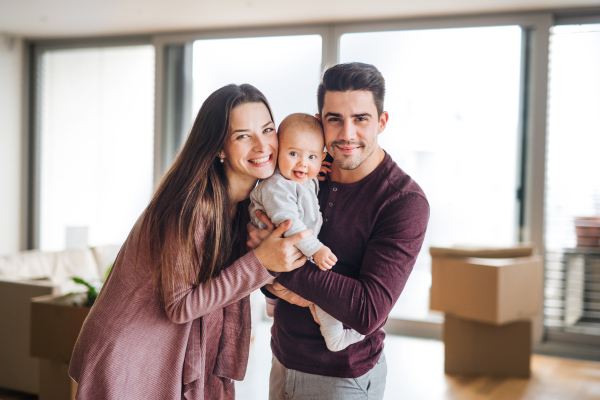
top-left (380, 334), bottom-right (600, 400)
top-left (2, 321), bottom-right (599, 400)
top-left (238, 322), bottom-right (600, 400)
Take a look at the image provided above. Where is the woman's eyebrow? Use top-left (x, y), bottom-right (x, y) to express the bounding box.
top-left (231, 120), bottom-right (273, 135)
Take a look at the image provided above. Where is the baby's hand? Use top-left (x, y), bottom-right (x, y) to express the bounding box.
top-left (313, 246), bottom-right (337, 271)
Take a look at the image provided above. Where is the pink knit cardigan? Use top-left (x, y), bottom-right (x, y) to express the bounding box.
top-left (69, 209), bottom-right (272, 400)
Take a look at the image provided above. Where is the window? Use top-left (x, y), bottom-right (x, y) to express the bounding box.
top-left (192, 35), bottom-right (322, 127)
top-left (38, 45), bottom-right (155, 250)
top-left (544, 24), bottom-right (600, 336)
top-left (340, 26), bottom-right (523, 319)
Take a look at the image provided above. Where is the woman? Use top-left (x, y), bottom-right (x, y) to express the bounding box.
top-left (69, 84), bottom-right (309, 400)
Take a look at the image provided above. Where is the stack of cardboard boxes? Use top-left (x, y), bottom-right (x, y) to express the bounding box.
top-left (429, 246), bottom-right (543, 378)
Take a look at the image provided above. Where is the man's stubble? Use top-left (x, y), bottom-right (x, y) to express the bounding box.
top-left (330, 139), bottom-right (377, 171)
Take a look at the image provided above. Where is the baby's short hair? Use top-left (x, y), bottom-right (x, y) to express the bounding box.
top-left (278, 113), bottom-right (323, 139)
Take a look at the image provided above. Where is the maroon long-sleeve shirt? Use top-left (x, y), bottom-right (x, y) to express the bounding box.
top-left (273, 153), bottom-right (430, 378)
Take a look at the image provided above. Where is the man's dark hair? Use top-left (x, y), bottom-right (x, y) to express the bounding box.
top-left (317, 62), bottom-right (386, 117)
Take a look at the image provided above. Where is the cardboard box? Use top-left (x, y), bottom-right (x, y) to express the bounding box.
top-left (31, 293), bottom-right (90, 363)
top-left (429, 245), bottom-right (535, 259)
top-left (430, 255), bottom-right (543, 325)
top-left (444, 314), bottom-right (531, 378)
top-left (0, 278), bottom-right (58, 394)
top-left (39, 359), bottom-right (78, 400)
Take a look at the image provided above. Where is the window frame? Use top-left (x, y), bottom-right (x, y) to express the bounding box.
top-left (27, 35), bottom-right (154, 250)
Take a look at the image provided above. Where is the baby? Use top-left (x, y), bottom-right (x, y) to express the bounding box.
top-left (249, 113), bottom-right (365, 352)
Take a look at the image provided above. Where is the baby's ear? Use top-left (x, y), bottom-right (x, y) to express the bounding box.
top-left (322, 152), bottom-right (327, 160)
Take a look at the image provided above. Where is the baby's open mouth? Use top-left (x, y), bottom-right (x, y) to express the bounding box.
top-left (293, 171), bottom-right (307, 179)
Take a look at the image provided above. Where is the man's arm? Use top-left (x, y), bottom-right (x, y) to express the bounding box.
top-left (275, 192), bottom-right (430, 335)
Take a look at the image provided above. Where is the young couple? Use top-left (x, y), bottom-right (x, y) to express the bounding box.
top-left (69, 62), bottom-right (429, 400)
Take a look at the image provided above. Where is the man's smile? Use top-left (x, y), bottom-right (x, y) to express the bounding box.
top-left (336, 145), bottom-right (361, 154)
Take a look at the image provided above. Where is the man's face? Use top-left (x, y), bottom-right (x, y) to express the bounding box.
top-left (319, 90), bottom-right (388, 171)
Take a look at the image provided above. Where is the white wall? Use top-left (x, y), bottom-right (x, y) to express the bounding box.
top-left (0, 34), bottom-right (23, 255)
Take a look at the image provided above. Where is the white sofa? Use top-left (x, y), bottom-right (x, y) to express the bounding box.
top-left (0, 245), bottom-right (120, 394)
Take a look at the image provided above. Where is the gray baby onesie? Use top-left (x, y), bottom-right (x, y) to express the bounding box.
top-left (249, 169), bottom-right (323, 257)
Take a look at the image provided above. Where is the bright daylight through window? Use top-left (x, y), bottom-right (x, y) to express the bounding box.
top-left (192, 35), bottom-right (322, 128)
top-left (39, 45), bottom-right (155, 251)
top-left (341, 26), bottom-right (523, 319)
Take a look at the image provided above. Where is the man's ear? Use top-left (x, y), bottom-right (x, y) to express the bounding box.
top-left (378, 111), bottom-right (389, 134)
top-left (315, 113), bottom-right (322, 122)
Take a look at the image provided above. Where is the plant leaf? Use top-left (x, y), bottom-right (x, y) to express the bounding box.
top-left (103, 263), bottom-right (113, 282)
top-left (72, 277), bottom-right (95, 291)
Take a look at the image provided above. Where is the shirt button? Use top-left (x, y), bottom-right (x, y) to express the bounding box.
top-left (329, 202), bottom-right (333, 207)
top-left (333, 187), bottom-right (338, 191)
top-left (325, 218), bottom-right (328, 222)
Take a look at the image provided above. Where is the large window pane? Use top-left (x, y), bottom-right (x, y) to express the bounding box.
top-left (192, 35), bottom-right (322, 127)
top-left (39, 45), bottom-right (155, 251)
top-left (544, 24), bottom-right (600, 336)
top-left (341, 26), bottom-right (523, 319)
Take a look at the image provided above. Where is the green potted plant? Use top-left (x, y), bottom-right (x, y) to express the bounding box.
top-left (70, 264), bottom-right (112, 307)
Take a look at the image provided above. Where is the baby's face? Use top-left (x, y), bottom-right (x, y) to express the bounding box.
top-left (278, 128), bottom-right (324, 184)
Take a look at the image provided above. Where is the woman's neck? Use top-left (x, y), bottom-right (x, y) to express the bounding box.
top-left (227, 173), bottom-right (257, 208)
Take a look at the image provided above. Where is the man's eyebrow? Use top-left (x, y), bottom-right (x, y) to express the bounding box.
top-left (231, 120), bottom-right (273, 134)
top-left (323, 112), bottom-right (372, 118)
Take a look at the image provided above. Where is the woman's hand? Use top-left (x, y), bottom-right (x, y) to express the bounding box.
top-left (246, 210), bottom-right (274, 250)
top-left (254, 220), bottom-right (312, 273)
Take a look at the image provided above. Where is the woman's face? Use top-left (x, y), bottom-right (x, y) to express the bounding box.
top-left (222, 102), bottom-right (278, 184)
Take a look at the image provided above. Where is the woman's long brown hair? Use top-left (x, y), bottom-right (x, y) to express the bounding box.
top-left (140, 84), bottom-right (273, 296)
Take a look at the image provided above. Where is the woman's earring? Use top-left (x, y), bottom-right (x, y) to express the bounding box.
top-left (219, 154), bottom-right (224, 163)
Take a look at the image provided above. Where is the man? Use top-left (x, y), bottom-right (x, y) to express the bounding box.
top-left (250, 62), bottom-right (430, 399)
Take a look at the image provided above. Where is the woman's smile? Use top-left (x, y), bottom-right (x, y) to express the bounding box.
top-left (248, 154), bottom-right (273, 165)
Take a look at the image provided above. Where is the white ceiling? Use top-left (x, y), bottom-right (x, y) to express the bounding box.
top-left (0, 0), bottom-right (599, 39)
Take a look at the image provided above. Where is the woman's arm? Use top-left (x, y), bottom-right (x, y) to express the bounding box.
top-left (163, 250), bottom-right (272, 324)
top-left (162, 219), bottom-right (311, 324)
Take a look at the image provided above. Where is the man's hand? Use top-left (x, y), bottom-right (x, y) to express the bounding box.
top-left (317, 153), bottom-right (332, 182)
top-left (246, 210), bottom-right (275, 250)
top-left (309, 304), bottom-right (321, 325)
top-left (265, 282), bottom-right (312, 308)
